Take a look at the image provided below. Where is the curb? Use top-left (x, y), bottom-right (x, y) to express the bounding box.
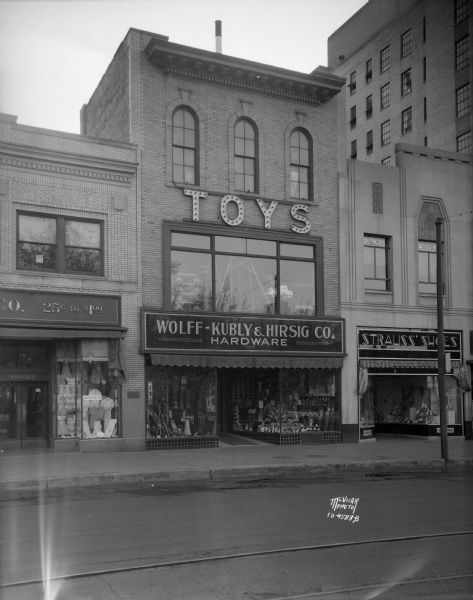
top-left (2, 458), bottom-right (471, 491)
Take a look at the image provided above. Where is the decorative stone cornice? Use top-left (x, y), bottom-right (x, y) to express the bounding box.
top-left (145, 38), bottom-right (345, 104)
top-left (0, 143), bottom-right (137, 184)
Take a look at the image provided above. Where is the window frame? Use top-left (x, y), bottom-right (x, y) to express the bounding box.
top-left (365, 58), bottom-right (373, 84)
top-left (17, 212), bottom-right (104, 277)
top-left (400, 29), bottom-right (412, 58)
top-left (350, 139), bottom-right (357, 159)
top-left (366, 130), bottom-right (373, 155)
top-left (455, 0), bottom-right (469, 23)
top-left (350, 105), bottom-right (357, 128)
top-left (418, 240), bottom-right (437, 294)
top-left (349, 71), bottom-right (357, 95)
top-left (457, 130), bottom-right (472, 153)
top-left (401, 68), bottom-right (412, 96)
top-left (363, 235), bottom-right (392, 292)
top-left (456, 83), bottom-right (471, 118)
top-left (366, 94), bottom-right (373, 119)
top-left (289, 127), bottom-right (313, 201)
top-left (380, 45), bottom-right (390, 73)
top-left (401, 106), bottom-right (412, 135)
top-left (164, 221), bottom-right (324, 316)
top-left (380, 82), bottom-right (391, 110)
top-left (234, 117), bottom-right (258, 194)
top-left (455, 36), bottom-right (470, 71)
top-left (381, 120), bottom-right (391, 146)
top-left (172, 106), bottom-right (199, 186)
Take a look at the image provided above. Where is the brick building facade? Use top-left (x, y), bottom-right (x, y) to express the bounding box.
top-left (81, 29), bottom-right (350, 447)
top-left (0, 113), bottom-right (143, 451)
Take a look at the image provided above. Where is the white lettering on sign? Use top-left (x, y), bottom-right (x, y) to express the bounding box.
top-left (256, 199), bottom-right (278, 229)
top-left (220, 195), bottom-right (244, 226)
top-left (183, 190), bottom-right (311, 234)
top-left (184, 189), bottom-right (207, 221)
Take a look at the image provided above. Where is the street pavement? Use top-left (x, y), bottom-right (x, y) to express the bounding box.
top-left (1, 435), bottom-right (472, 491)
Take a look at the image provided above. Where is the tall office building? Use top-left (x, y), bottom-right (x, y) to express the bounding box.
top-left (328, 0), bottom-right (472, 163)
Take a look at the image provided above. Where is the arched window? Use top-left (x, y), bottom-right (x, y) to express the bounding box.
top-left (172, 107), bottom-right (198, 185)
top-left (289, 128), bottom-right (312, 200)
top-left (234, 118), bottom-right (257, 193)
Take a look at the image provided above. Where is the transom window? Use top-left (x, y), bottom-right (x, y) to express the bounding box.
top-left (380, 46), bottom-right (390, 73)
top-left (363, 235), bottom-right (391, 291)
top-left (169, 230), bottom-right (319, 316)
top-left (400, 29), bottom-right (412, 58)
top-left (17, 213), bottom-right (103, 276)
top-left (172, 107), bottom-right (198, 185)
top-left (289, 128), bottom-right (311, 200)
top-left (234, 118), bottom-right (257, 193)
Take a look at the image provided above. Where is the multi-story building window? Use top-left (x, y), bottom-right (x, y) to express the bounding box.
top-left (172, 107), bottom-right (198, 185)
top-left (455, 36), bottom-right (470, 71)
top-left (350, 139), bottom-right (357, 159)
top-left (423, 17), bottom-right (426, 43)
top-left (401, 107), bottom-right (412, 134)
top-left (401, 29), bottom-right (412, 58)
top-left (380, 82), bottom-right (391, 109)
top-left (424, 97), bottom-right (427, 122)
top-left (366, 94), bottom-right (373, 118)
top-left (381, 120), bottom-right (391, 146)
top-left (363, 235), bottom-right (391, 291)
top-left (350, 105), bottom-right (357, 128)
top-left (423, 56), bottom-right (426, 81)
top-left (17, 213), bottom-right (103, 276)
top-left (289, 128), bottom-right (312, 200)
top-left (349, 71), bottom-right (356, 94)
top-left (455, 0), bottom-right (470, 23)
top-left (401, 68), bottom-right (412, 96)
top-left (381, 156), bottom-right (392, 166)
top-left (380, 45), bottom-right (390, 72)
top-left (418, 240), bottom-right (437, 294)
top-left (365, 58), bottom-right (373, 83)
top-left (456, 83), bottom-right (471, 118)
top-left (234, 118), bottom-right (257, 193)
top-left (366, 130), bottom-right (373, 155)
top-left (168, 228), bottom-right (320, 315)
top-left (457, 130), bottom-right (472, 152)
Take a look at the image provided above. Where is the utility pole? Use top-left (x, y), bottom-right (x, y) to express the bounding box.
top-left (436, 217), bottom-right (448, 463)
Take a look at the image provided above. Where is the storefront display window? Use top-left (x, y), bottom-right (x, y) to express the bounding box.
top-left (227, 368), bottom-right (340, 434)
top-left (374, 375), bottom-right (462, 426)
top-left (147, 366), bottom-right (217, 439)
top-left (55, 340), bottom-right (121, 440)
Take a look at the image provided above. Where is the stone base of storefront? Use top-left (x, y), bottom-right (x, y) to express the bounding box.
top-left (51, 437), bottom-right (146, 452)
top-left (146, 436), bottom-right (220, 450)
top-left (237, 431), bottom-right (342, 445)
top-left (376, 424), bottom-right (463, 437)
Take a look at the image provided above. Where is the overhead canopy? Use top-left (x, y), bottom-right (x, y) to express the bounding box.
top-left (150, 353), bottom-right (343, 369)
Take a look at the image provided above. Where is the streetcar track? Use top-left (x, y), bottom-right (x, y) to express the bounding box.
top-left (2, 529), bottom-right (473, 590)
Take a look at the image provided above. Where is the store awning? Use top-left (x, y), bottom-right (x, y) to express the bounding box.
top-left (0, 327), bottom-right (126, 340)
top-left (150, 353), bottom-right (344, 369)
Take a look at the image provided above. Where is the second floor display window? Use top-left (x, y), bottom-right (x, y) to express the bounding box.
top-left (169, 228), bottom-right (319, 316)
top-left (17, 213), bottom-right (103, 276)
top-left (363, 235), bottom-right (391, 291)
top-left (234, 119), bottom-right (257, 193)
top-left (172, 107), bottom-right (198, 185)
top-left (289, 128), bottom-right (311, 200)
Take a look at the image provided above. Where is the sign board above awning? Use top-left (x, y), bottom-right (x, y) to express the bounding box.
top-left (142, 310), bottom-right (345, 357)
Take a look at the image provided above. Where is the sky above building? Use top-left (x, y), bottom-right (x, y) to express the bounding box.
top-left (0, 0), bottom-right (366, 135)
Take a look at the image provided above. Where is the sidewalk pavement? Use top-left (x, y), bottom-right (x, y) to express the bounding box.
top-left (1, 435), bottom-right (472, 491)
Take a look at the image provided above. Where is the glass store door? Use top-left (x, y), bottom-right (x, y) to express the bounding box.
top-left (0, 383), bottom-right (49, 448)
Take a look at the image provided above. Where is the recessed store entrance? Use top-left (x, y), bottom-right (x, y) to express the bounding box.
top-left (0, 382), bottom-right (49, 449)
